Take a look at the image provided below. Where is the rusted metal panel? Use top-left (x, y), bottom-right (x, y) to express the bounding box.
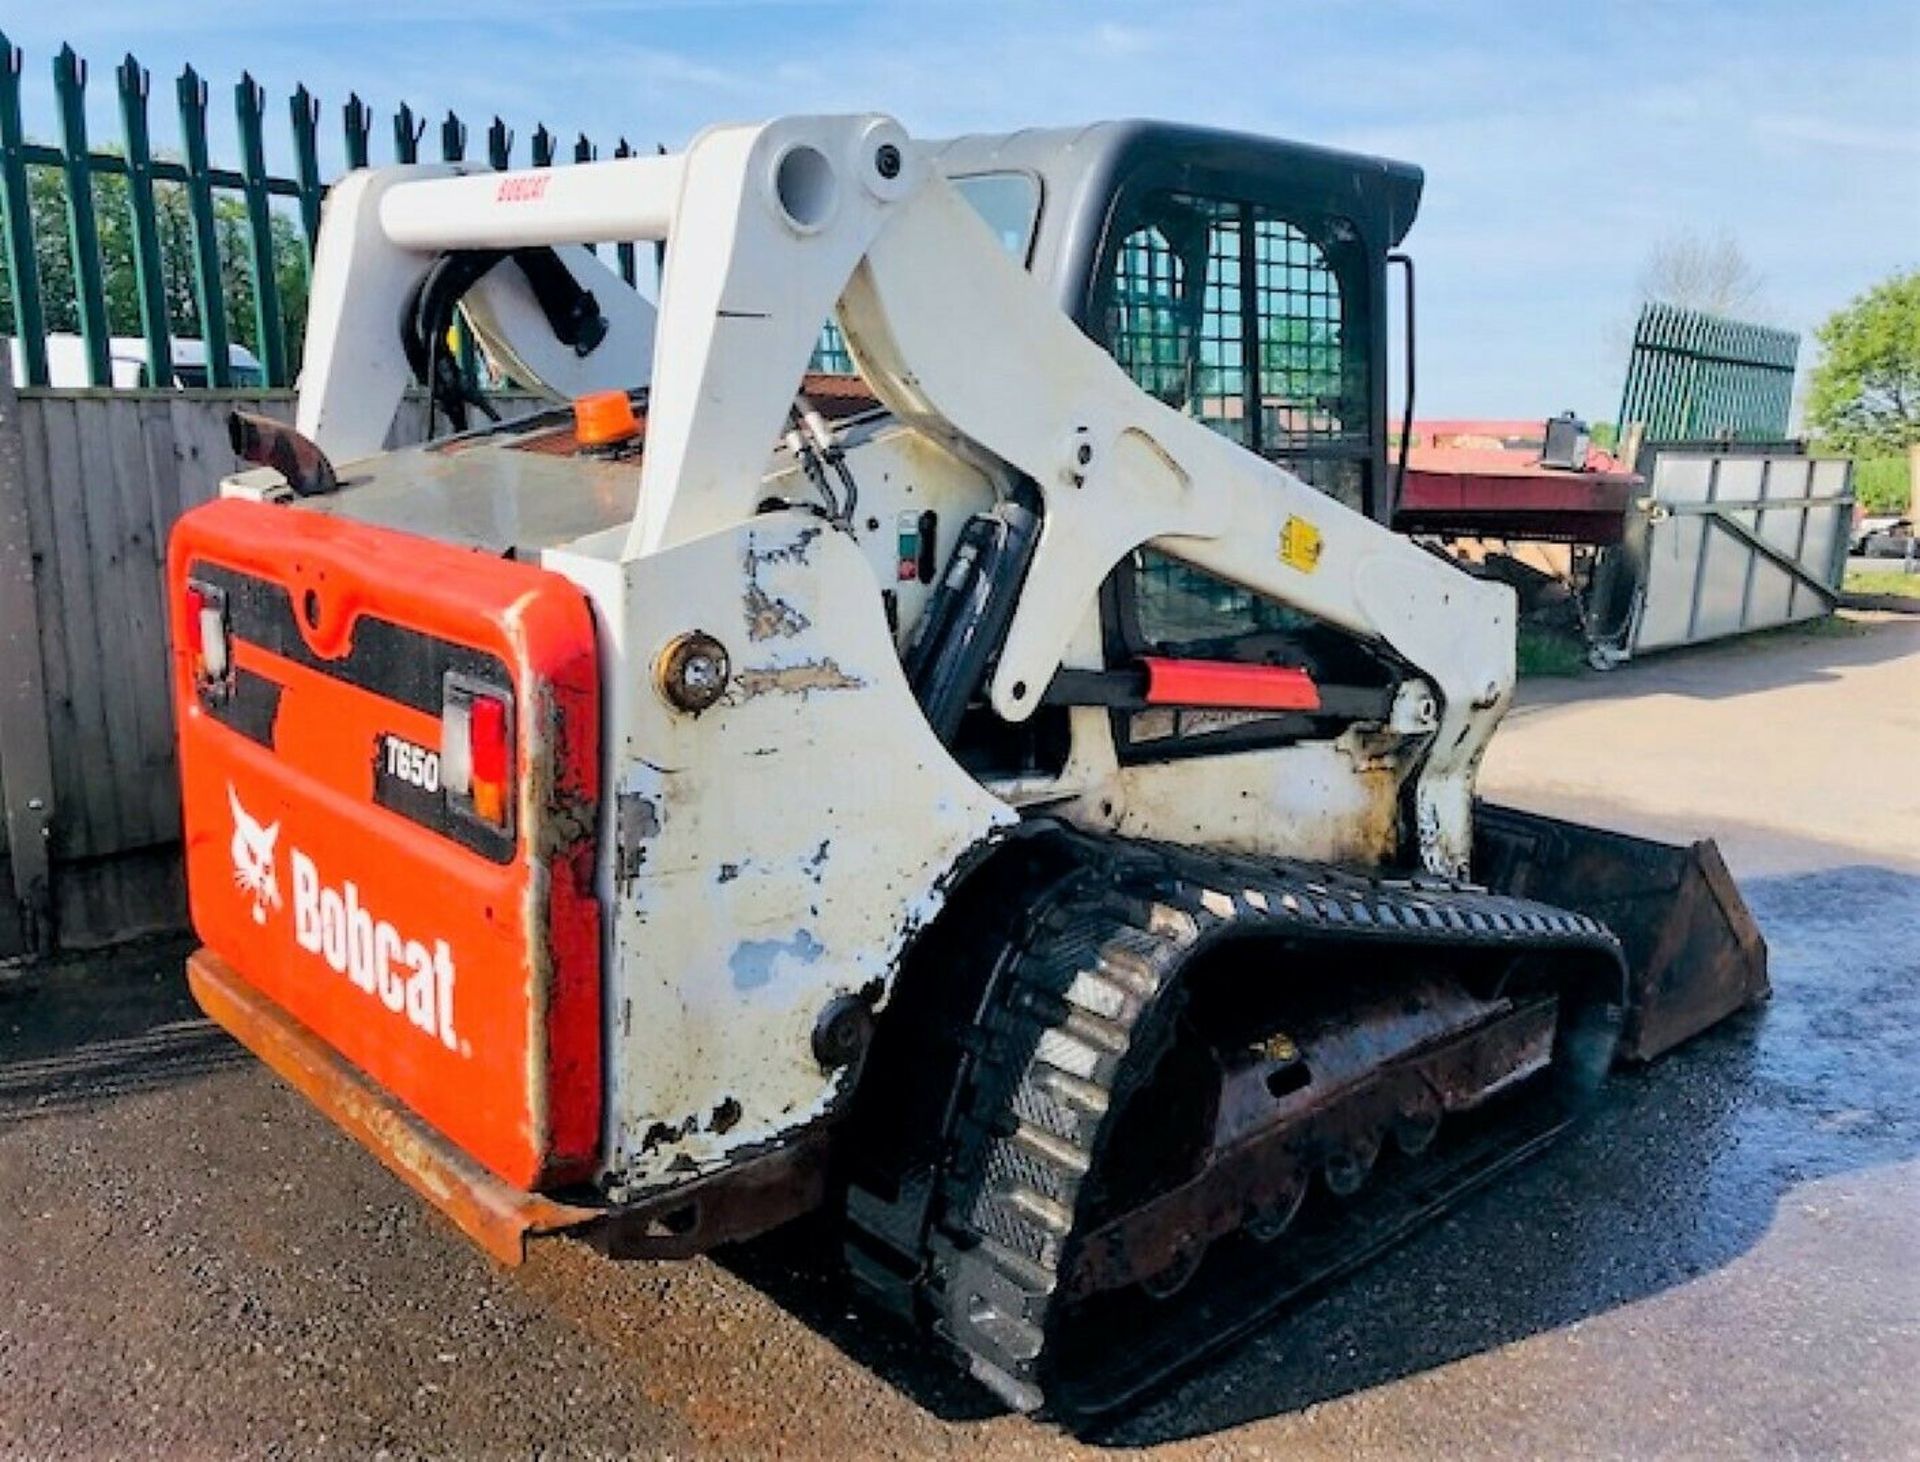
top-left (1395, 447), bottom-right (1638, 545)
top-left (189, 948), bottom-right (599, 1265)
top-left (1473, 802), bottom-right (1769, 1061)
top-left (589, 1133), bottom-right (831, 1260)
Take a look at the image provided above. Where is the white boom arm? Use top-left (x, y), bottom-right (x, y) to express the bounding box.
top-left (294, 114), bottom-right (1512, 874)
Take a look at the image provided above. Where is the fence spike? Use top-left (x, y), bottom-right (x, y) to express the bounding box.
top-left (175, 62), bottom-right (232, 385)
top-left (290, 82), bottom-right (323, 253)
top-left (343, 91), bottom-right (371, 170)
top-left (487, 115), bottom-right (513, 170)
top-left (116, 51), bottom-right (174, 387)
top-left (613, 138), bottom-right (637, 285)
top-left (572, 135), bottom-right (599, 258)
top-left (653, 142), bottom-right (668, 279)
top-left (235, 70), bottom-right (288, 385)
top-left (532, 123), bottom-right (554, 168)
top-left (394, 101), bottom-right (422, 164)
top-left (54, 42), bottom-right (113, 386)
top-left (0, 29), bottom-right (49, 384)
top-left (441, 109), bottom-right (466, 163)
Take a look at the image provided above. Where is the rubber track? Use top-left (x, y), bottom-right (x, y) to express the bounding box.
top-left (897, 829), bottom-right (1622, 1415)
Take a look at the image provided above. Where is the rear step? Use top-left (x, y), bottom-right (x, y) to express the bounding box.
top-left (188, 948), bottom-right (599, 1266)
top-left (193, 946), bottom-right (833, 1265)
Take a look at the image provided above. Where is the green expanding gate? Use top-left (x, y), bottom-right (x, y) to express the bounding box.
top-left (1617, 301), bottom-right (1799, 443)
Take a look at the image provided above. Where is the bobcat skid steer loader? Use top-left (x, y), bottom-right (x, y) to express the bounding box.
top-left (170, 116), bottom-right (1767, 1417)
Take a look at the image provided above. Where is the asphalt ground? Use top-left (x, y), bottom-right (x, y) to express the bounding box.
top-left (3, 610), bottom-right (1916, 1459)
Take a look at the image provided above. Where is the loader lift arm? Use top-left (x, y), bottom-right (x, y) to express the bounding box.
top-left (295, 115), bottom-right (1511, 876)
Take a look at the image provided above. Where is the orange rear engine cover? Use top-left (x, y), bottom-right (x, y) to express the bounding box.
top-left (169, 498), bottom-right (601, 1190)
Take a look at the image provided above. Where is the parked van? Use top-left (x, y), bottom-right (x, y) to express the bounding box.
top-left (6, 334), bottom-right (266, 389)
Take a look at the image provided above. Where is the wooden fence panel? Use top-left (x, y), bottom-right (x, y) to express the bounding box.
top-left (31, 396), bottom-right (117, 856)
top-left (15, 390), bottom-right (264, 861)
top-left (105, 396), bottom-right (179, 843)
top-left (0, 387), bottom-right (553, 946)
top-left (0, 356), bottom-right (54, 955)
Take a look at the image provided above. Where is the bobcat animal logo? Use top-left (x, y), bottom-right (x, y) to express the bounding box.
top-left (228, 784), bottom-right (283, 925)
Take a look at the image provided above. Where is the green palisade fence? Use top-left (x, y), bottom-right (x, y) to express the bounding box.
top-left (1618, 301), bottom-right (1800, 444)
top-left (0, 30), bottom-right (646, 390)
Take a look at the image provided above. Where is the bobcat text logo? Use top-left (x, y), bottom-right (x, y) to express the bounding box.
top-left (292, 853), bottom-right (464, 1055)
top-left (228, 785), bottom-right (282, 925)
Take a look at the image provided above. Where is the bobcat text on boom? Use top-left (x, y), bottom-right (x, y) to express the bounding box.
top-left (290, 850), bottom-right (462, 1051)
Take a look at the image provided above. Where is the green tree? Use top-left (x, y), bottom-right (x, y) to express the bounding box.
top-left (1806, 270), bottom-right (1920, 457)
top-left (0, 156), bottom-right (310, 372)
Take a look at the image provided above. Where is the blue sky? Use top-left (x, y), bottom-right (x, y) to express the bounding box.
top-left (8, 0), bottom-right (1917, 418)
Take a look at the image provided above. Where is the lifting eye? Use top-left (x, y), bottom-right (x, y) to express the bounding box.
top-left (653, 631), bottom-right (731, 714)
top-left (772, 143), bottom-right (836, 232)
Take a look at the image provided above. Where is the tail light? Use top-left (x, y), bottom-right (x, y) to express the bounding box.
top-left (441, 679), bottom-right (513, 829)
top-left (183, 580), bottom-right (231, 684)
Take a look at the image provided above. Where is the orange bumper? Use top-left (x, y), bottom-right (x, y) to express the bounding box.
top-left (189, 947), bottom-right (600, 1265)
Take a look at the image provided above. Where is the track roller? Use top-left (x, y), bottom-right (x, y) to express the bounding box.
top-left (1322, 1134), bottom-right (1381, 1198)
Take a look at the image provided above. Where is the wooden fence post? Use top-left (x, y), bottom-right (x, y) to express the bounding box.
top-left (0, 353), bottom-right (56, 951)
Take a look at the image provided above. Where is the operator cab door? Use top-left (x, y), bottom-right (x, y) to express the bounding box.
top-left (1080, 175), bottom-right (1403, 766)
top-left (1092, 188), bottom-right (1380, 517)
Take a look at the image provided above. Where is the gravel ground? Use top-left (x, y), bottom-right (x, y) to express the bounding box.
top-left (2, 611), bottom-right (1915, 1459)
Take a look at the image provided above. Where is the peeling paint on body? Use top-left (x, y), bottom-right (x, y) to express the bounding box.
top-left (743, 580), bottom-right (812, 640)
top-left (729, 929), bottom-right (825, 990)
top-left (614, 791), bottom-right (664, 892)
top-left (733, 658), bottom-right (864, 700)
top-left (562, 516), bottom-right (1015, 1195)
top-left (744, 525), bottom-right (822, 567)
